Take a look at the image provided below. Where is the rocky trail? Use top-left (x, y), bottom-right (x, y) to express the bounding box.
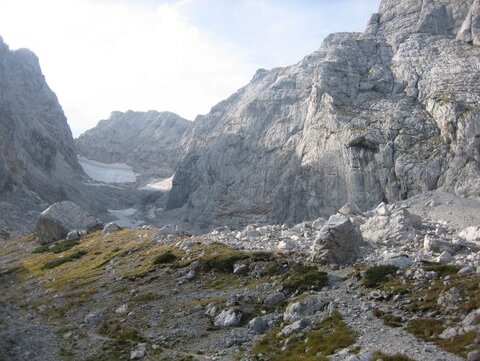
top-left (1, 191), bottom-right (479, 361)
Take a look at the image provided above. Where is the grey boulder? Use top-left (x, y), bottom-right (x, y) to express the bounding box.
top-left (36, 201), bottom-right (100, 244)
top-left (312, 215), bottom-right (365, 265)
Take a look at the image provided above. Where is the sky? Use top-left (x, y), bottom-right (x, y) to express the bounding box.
top-left (0, 0), bottom-right (380, 137)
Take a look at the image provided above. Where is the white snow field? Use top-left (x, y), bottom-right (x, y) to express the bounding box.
top-left (78, 156), bottom-right (137, 184)
top-left (138, 175), bottom-right (174, 191)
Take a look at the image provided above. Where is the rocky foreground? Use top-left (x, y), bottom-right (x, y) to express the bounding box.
top-left (0, 190), bottom-right (479, 361)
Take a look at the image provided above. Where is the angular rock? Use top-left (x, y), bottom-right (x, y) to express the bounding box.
top-left (214, 309), bottom-right (242, 327)
top-left (283, 296), bottom-right (328, 323)
top-left (36, 201), bottom-right (100, 244)
top-left (263, 292), bottom-right (286, 306)
top-left (338, 203), bottom-right (362, 216)
top-left (312, 215), bottom-right (364, 265)
top-left (278, 318), bottom-right (311, 337)
top-left (102, 222), bottom-right (119, 234)
top-left (66, 230), bottom-right (80, 241)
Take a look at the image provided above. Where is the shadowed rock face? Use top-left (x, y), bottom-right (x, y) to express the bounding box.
top-left (0, 37), bottom-right (91, 232)
top-left (167, 0), bottom-right (480, 230)
top-left (76, 110), bottom-right (191, 182)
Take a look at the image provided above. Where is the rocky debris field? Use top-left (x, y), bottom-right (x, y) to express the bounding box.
top-left (0, 191), bottom-right (479, 361)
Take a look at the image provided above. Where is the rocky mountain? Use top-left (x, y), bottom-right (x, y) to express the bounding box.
top-left (76, 110), bottom-right (190, 183)
top-left (0, 37), bottom-right (91, 233)
top-left (166, 0), bottom-right (480, 230)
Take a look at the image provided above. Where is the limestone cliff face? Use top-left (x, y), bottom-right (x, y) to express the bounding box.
top-left (167, 0), bottom-right (480, 229)
top-left (76, 110), bottom-right (190, 182)
top-left (0, 37), bottom-right (88, 231)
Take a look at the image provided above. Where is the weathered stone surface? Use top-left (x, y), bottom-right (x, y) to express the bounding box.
top-left (312, 215), bottom-right (365, 265)
top-left (213, 309), bottom-right (242, 327)
top-left (165, 0), bottom-right (480, 230)
top-left (36, 201), bottom-right (100, 244)
top-left (102, 222), bottom-right (119, 235)
top-left (283, 296), bottom-right (328, 323)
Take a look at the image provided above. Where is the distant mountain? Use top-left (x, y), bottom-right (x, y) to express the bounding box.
top-left (76, 110), bottom-right (191, 183)
top-left (166, 0), bottom-right (480, 229)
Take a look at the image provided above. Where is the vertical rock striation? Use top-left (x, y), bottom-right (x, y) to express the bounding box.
top-left (167, 0), bottom-right (480, 230)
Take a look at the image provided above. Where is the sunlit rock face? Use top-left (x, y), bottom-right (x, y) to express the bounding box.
top-left (0, 37), bottom-right (88, 232)
top-left (167, 0), bottom-right (480, 230)
top-left (76, 110), bottom-right (191, 184)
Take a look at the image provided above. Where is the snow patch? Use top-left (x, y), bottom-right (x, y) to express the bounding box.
top-left (108, 208), bottom-right (144, 227)
top-left (78, 156), bottom-right (137, 184)
top-left (139, 175), bottom-right (174, 191)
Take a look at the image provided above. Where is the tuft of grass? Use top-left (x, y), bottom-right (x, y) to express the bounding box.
top-left (371, 351), bottom-right (415, 361)
top-left (153, 250), bottom-right (178, 265)
top-left (363, 265), bottom-right (398, 288)
top-left (98, 320), bottom-right (143, 342)
top-left (252, 312), bottom-right (355, 361)
top-left (406, 318), bottom-right (445, 341)
top-left (249, 251), bottom-right (274, 262)
top-left (33, 239), bottom-right (79, 254)
top-left (283, 264), bottom-right (328, 293)
top-left (437, 331), bottom-right (478, 357)
top-left (372, 309), bottom-right (403, 328)
top-left (421, 261), bottom-right (461, 277)
top-left (42, 250), bottom-right (87, 270)
top-left (200, 243), bottom-right (248, 273)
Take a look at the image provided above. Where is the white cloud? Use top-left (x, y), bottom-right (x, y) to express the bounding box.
top-left (0, 0), bottom-right (255, 136)
top-left (0, 0), bottom-right (380, 137)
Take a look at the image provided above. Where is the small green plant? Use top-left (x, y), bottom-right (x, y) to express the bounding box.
top-left (421, 261), bottom-right (461, 277)
top-left (372, 309), bottom-right (403, 328)
top-left (406, 318), bottom-right (445, 341)
top-left (98, 320), bottom-right (143, 342)
top-left (42, 250), bottom-right (87, 269)
top-left (363, 265), bottom-right (398, 287)
top-left (252, 312), bottom-right (355, 360)
top-left (153, 250), bottom-right (178, 265)
top-left (283, 264), bottom-right (328, 292)
top-left (33, 239), bottom-right (79, 254)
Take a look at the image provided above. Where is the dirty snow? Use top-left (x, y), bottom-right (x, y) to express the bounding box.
top-left (78, 156), bottom-right (137, 184)
top-left (108, 208), bottom-right (144, 227)
top-left (138, 175), bottom-right (174, 191)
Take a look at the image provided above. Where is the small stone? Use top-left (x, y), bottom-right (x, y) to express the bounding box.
top-left (115, 304), bottom-right (128, 314)
top-left (278, 318), bottom-right (311, 337)
top-left (263, 292), bottom-right (286, 306)
top-left (130, 350), bottom-right (145, 360)
top-left (233, 263), bottom-right (249, 275)
top-left (467, 350), bottom-right (479, 361)
top-left (458, 266), bottom-right (475, 276)
top-left (185, 270), bottom-right (196, 281)
top-left (213, 309), bottom-right (242, 327)
top-left (248, 316), bottom-right (268, 334)
top-left (66, 230), bottom-right (80, 241)
top-left (437, 251), bottom-right (453, 263)
top-left (102, 222), bottom-right (119, 234)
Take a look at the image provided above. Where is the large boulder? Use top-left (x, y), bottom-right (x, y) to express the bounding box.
top-left (312, 215), bottom-right (365, 265)
top-left (36, 201), bottom-right (100, 244)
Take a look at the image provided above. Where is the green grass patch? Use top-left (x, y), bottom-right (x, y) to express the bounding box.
top-left (200, 243), bottom-right (248, 273)
top-left (363, 265), bottom-right (398, 287)
top-left (406, 318), bottom-right (445, 341)
top-left (372, 309), bottom-right (403, 328)
top-left (33, 239), bottom-right (79, 254)
top-left (252, 312), bottom-right (355, 361)
top-left (98, 320), bottom-right (143, 342)
top-left (283, 264), bottom-right (328, 293)
top-left (421, 261), bottom-right (461, 277)
top-left (41, 250), bottom-right (87, 270)
top-left (153, 250), bottom-right (178, 265)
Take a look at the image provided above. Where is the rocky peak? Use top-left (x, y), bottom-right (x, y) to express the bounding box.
top-left (166, 0), bottom-right (480, 230)
top-left (367, 0), bottom-right (479, 46)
